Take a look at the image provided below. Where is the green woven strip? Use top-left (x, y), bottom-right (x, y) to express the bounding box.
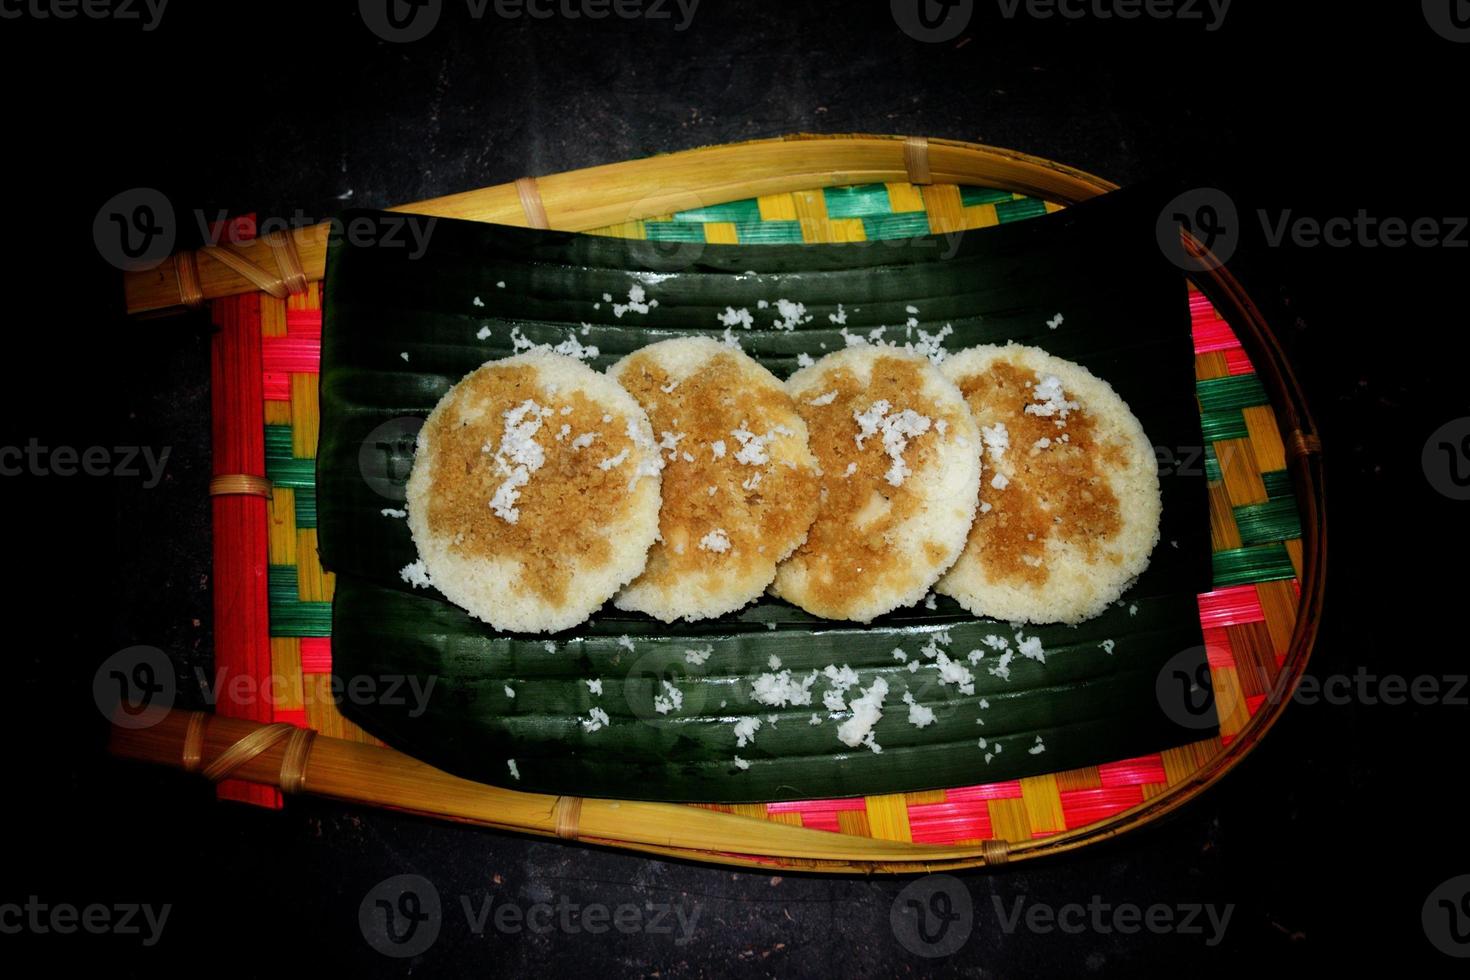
top-left (1232, 498), bottom-right (1301, 547)
top-left (266, 455), bottom-right (316, 490)
top-left (959, 186), bottom-right (1016, 207)
top-left (732, 221), bottom-right (804, 244)
top-left (996, 197), bottom-right (1049, 223)
top-left (268, 564), bottom-right (332, 637)
top-left (670, 200), bottom-right (762, 223)
top-left (294, 484), bottom-right (318, 529)
top-left (1212, 543), bottom-right (1296, 588)
top-left (643, 221), bottom-right (706, 243)
top-left (1204, 444), bottom-right (1221, 482)
top-left (1196, 374), bottom-right (1269, 413)
top-left (822, 184), bottom-right (896, 219)
top-left (861, 212), bottom-right (932, 240)
top-left (1261, 469), bottom-right (1292, 500)
top-left (1201, 409), bottom-right (1249, 443)
top-left (264, 424), bottom-right (293, 459)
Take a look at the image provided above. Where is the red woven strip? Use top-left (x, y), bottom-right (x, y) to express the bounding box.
top-left (286, 309), bottom-right (322, 336)
top-left (1224, 346), bottom-right (1255, 376)
top-left (1189, 294), bottom-right (1242, 353)
top-left (273, 706), bottom-right (308, 728)
top-left (262, 372), bottom-right (289, 401)
top-left (1060, 786), bottom-right (1146, 828)
top-left (1097, 755), bottom-right (1167, 787)
top-left (797, 811), bottom-right (841, 833)
top-left (262, 335), bottom-right (321, 375)
top-left (1197, 585), bottom-right (1265, 628)
top-left (210, 293), bottom-right (281, 809)
top-left (1245, 694), bottom-right (1267, 716)
top-left (300, 637), bottom-right (333, 674)
top-left (944, 780), bottom-right (1024, 802)
top-left (908, 800), bottom-right (993, 843)
top-left (1203, 627), bottom-right (1236, 670)
top-left (765, 796), bottom-right (867, 814)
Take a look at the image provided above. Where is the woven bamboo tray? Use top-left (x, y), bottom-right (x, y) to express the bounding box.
top-left (111, 134), bottom-right (1324, 872)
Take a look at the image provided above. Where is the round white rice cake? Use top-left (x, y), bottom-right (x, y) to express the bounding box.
top-left (772, 346), bottom-right (982, 623)
top-left (405, 349), bottom-right (662, 633)
top-left (936, 342), bottom-right (1161, 624)
top-left (608, 337), bottom-right (820, 622)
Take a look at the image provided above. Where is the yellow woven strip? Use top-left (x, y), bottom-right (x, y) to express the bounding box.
top-left (756, 193), bottom-right (798, 221)
top-left (1208, 481), bottom-right (1243, 551)
top-left (962, 204), bottom-right (1000, 229)
top-left (1019, 775), bottom-right (1066, 834)
top-left (264, 401), bottom-right (292, 425)
top-left (296, 529), bottom-right (333, 601)
top-left (1241, 405), bottom-right (1287, 472)
top-left (304, 674), bottom-right (346, 738)
top-left (864, 793), bottom-right (914, 842)
top-left (835, 810), bottom-right (871, 837)
top-left (1140, 781), bottom-right (1169, 801)
top-left (1055, 766), bottom-right (1101, 792)
top-left (920, 185), bottom-right (966, 235)
top-left (728, 803), bottom-right (769, 821)
top-left (290, 373), bottom-right (320, 458)
top-left (267, 487), bottom-right (297, 565)
top-left (1256, 580), bottom-right (1298, 657)
top-left (766, 812), bottom-right (803, 828)
top-left (792, 189), bottom-right (837, 243)
top-left (260, 294), bottom-right (287, 337)
top-left (270, 637), bottom-right (305, 713)
top-left (1216, 438), bottom-right (1269, 506)
top-left (827, 217), bottom-right (867, 242)
top-left (1284, 539), bottom-right (1303, 579)
top-left (1194, 351), bottom-right (1230, 381)
top-left (702, 221), bottom-right (739, 245)
top-left (987, 798), bottom-right (1032, 842)
top-left (1044, 201), bottom-right (1066, 214)
top-left (905, 789), bottom-right (947, 806)
top-left (1212, 665), bottom-right (1250, 739)
top-left (883, 182), bottom-right (926, 213)
top-left (594, 219), bottom-right (646, 240)
top-left (1159, 745), bottom-right (1201, 787)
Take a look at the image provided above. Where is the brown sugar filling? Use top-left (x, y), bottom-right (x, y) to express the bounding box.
top-left (616, 350), bottom-right (818, 589)
top-left (422, 363), bottom-right (641, 605)
top-left (957, 360), bottom-right (1124, 586)
top-left (791, 355), bottom-right (964, 614)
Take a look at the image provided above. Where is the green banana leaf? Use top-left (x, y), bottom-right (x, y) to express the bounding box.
top-left (317, 184), bottom-right (1216, 803)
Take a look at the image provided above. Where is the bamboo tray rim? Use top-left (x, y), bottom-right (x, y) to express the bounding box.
top-left (115, 133), bottom-right (1324, 872)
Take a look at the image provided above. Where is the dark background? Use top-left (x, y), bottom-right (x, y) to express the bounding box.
top-left (2, 1), bottom-right (1466, 975)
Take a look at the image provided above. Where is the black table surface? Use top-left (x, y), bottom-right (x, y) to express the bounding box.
top-left (3, 2), bottom-right (1467, 975)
